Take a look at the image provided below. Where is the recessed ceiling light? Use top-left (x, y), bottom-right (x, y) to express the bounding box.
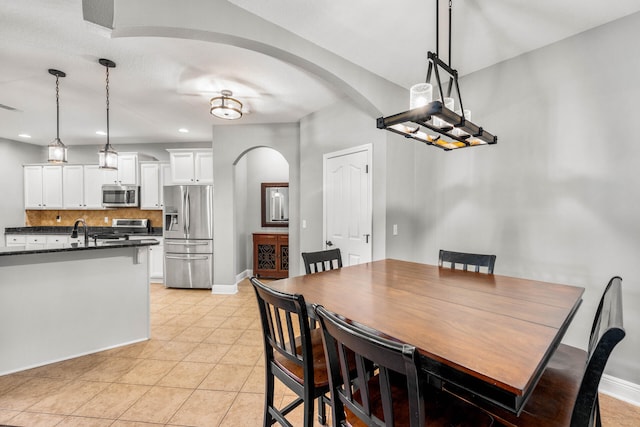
top-left (18, 134), bottom-right (31, 138)
top-left (96, 130), bottom-right (107, 136)
top-left (178, 128), bottom-right (189, 133)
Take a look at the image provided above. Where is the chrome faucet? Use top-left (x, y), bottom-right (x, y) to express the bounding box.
top-left (71, 218), bottom-right (89, 245)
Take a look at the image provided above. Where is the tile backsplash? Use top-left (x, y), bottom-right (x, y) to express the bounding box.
top-left (25, 209), bottom-right (163, 227)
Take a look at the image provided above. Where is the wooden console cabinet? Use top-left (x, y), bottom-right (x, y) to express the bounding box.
top-left (253, 233), bottom-right (289, 279)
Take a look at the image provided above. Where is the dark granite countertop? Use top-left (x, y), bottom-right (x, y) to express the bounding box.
top-left (4, 226), bottom-right (163, 236)
top-left (0, 239), bottom-right (159, 257)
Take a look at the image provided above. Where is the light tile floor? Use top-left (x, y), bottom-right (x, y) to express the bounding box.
top-left (0, 280), bottom-right (325, 427)
top-left (0, 279), bottom-right (638, 426)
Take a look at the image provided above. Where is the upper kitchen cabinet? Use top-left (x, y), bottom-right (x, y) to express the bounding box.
top-left (102, 152), bottom-right (155, 186)
top-left (62, 165), bottom-right (107, 209)
top-left (168, 149), bottom-right (213, 184)
top-left (83, 165), bottom-right (105, 209)
top-left (24, 165), bottom-right (63, 209)
top-left (62, 165), bottom-right (85, 208)
top-left (140, 162), bottom-right (170, 210)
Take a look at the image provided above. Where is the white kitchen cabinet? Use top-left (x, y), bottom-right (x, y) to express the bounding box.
top-left (140, 162), bottom-right (169, 210)
top-left (129, 236), bottom-right (164, 282)
top-left (102, 152), bottom-right (144, 185)
top-left (5, 235), bottom-right (26, 247)
top-left (63, 165), bottom-right (106, 209)
top-left (83, 165), bottom-right (104, 208)
top-left (24, 165), bottom-right (63, 209)
top-left (149, 238), bottom-right (164, 282)
top-left (63, 165), bottom-right (85, 208)
top-left (26, 235), bottom-right (46, 248)
top-left (168, 149), bottom-right (213, 184)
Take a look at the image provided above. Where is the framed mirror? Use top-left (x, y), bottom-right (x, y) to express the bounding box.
top-left (261, 182), bottom-right (289, 227)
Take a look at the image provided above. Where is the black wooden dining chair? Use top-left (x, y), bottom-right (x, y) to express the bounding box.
top-left (445, 276), bottom-right (625, 427)
top-left (251, 277), bottom-right (329, 426)
top-left (315, 304), bottom-right (494, 427)
top-left (301, 248), bottom-right (343, 274)
top-left (438, 249), bottom-right (496, 274)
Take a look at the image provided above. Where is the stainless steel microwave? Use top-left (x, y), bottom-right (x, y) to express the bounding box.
top-left (102, 184), bottom-right (139, 207)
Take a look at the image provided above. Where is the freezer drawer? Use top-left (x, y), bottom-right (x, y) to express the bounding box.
top-left (164, 239), bottom-right (213, 254)
top-left (164, 253), bottom-right (212, 289)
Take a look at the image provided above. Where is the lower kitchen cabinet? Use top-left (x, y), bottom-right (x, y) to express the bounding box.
top-left (252, 232), bottom-right (289, 279)
top-left (149, 239), bottom-right (164, 282)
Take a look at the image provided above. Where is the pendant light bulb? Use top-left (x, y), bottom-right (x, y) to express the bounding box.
top-left (47, 69), bottom-right (68, 163)
top-left (98, 58), bottom-right (118, 170)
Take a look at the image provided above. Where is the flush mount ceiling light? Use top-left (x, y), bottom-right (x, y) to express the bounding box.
top-left (376, 0), bottom-right (497, 151)
top-left (210, 90), bottom-right (243, 120)
top-left (98, 58), bottom-right (118, 169)
top-left (47, 69), bottom-right (68, 163)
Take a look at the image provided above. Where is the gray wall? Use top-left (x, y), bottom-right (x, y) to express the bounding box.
top-left (212, 123), bottom-right (299, 287)
top-left (401, 12), bottom-right (640, 383)
top-left (299, 98), bottom-right (388, 271)
top-left (0, 139), bottom-right (42, 244)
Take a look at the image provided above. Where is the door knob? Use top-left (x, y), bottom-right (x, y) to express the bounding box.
top-left (326, 240), bottom-right (333, 247)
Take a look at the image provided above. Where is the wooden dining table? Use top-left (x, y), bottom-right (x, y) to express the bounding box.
top-left (266, 258), bottom-right (585, 415)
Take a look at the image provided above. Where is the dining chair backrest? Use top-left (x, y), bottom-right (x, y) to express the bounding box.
top-left (445, 275), bottom-right (625, 427)
top-left (302, 248), bottom-right (343, 274)
top-left (438, 250), bottom-right (496, 274)
top-left (315, 304), bottom-right (425, 427)
top-left (572, 276), bottom-right (625, 426)
top-left (251, 277), bottom-right (327, 426)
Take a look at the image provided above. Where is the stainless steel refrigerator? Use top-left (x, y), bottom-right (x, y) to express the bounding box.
top-left (163, 185), bottom-right (213, 289)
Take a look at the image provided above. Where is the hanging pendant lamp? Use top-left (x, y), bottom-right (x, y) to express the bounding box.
top-left (98, 58), bottom-right (118, 169)
top-left (377, 0), bottom-right (497, 151)
top-left (47, 69), bottom-right (68, 163)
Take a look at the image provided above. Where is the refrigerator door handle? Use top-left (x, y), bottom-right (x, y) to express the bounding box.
top-left (165, 241), bottom-right (210, 246)
top-left (166, 255), bottom-right (210, 261)
top-left (185, 189), bottom-right (191, 234)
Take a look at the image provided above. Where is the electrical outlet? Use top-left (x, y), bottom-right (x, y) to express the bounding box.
top-left (56, 215), bottom-right (61, 223)
top-left (302, 220), bottom-right (307, 229)
top-left (104, 217), bottom-right (109, 224)
top-left (393, 224), bottom-right (398, 235)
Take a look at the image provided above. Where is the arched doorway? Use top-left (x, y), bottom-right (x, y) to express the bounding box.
top-left (234, 147), bottom-right (289, 279)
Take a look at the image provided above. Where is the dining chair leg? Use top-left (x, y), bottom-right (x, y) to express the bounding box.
top-left (263, 370), bottom-right (275, 427)
top-left (303, 390), bottom-right (315, 427)
top-left (317, 395), bottom-right (327, 425)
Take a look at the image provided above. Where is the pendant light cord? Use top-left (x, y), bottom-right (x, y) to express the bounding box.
top-left (55, 74), bottom-right (60, 140)
top-left (105, 65), bottom-right (110, 146)
top-left (435, 0), bottom-right (453, 67)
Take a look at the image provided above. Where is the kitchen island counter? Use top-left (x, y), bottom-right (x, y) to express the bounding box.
top-left (0, 238), bottom-right (158, 256)
top-left (1, 240), bottom-right (153, 375)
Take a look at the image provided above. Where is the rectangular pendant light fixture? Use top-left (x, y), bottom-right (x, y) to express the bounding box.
top-left (376, 0), bottom-right (497, 151)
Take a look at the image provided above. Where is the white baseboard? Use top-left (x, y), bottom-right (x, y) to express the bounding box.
top-left (211, 269), bottom-right (252, 295)
top-left (600, 374), bottom-right (640, 406)
top-left (236, 269), bottom-right (251, 283)
top-left (211, 283), bottom-right (238, 294)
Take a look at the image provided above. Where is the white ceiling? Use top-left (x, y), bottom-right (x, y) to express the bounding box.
top-left (1, 0), bottom-right (640, 149)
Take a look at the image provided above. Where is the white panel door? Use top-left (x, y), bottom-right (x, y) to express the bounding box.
top-left (323, 144), bottom-right (372, 267)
